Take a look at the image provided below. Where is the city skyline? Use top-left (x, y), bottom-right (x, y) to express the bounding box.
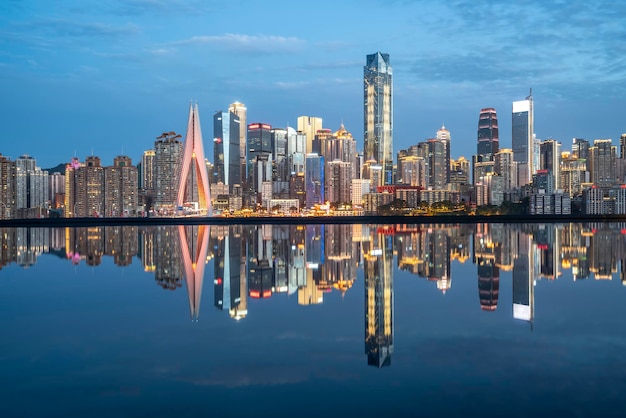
top-left (2, 1), bottom-right (626, 168)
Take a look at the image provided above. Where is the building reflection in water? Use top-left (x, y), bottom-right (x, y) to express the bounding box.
top-left (475, 224), bottom-right (499, 311)
top-left (513, 229), bottom-right (534, 326)
top-left (363, 226), bottom-right (394, 368)
top-left (3, 221), bottom-right (626, 363)
top-left (212, 225), bottom-right (245, 320)
top-left (179, 224), bottom-right (210, 321)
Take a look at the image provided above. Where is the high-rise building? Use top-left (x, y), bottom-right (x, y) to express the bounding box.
top-left (48, 172), bottom-right (65, 209)
top-left (271, 127), bottom-right (289, 187)
top-left (450, 156), bottom-right (470, 187)
top-left (104, 155), bottom-right (138, 216)
top-left (322, 124), bottom-right (358, 181)
top-left (589, 139), bottom-right (617, 187)
top-left (305, 153), bottom-right (324, 208)
top-left (0, 153), bottom-right (16, 219)
top-left (297, 116), bottom-right (323, 155)
top-left (177, 103), bottom-right (211, 214)
top-left (539, 140), bottom-right (561, 190)
top-left (572, 138), bottom-right (590, 160)
top-left (494, 148), bottom-right (516, 191)
top-left (213, 110), bottom-right (241, 191)
top-left (15, 155), bottom-right (49, 215)
top-left (477, 108), bottom-right (499, 160)
top-left (154, 132), bottom-right (183, 209)
top-left (364, 52), bottom-right (393, 185)
top-left (436, 125), bottom-right (451, 184)
top-left (247, 123), bottom-right (273, 207)
top-left (428, 137), bottom-right (447, 190)
top-left (512, 91), bottom-right (534, 185)
top-left (399, 156), bottom-right (426, 187)
top-left (326, 160), bottom-right (352, 205)
top-left (560, 153), bottom-right (587, 197)
top-left (228, 101), bottom-right (247, 185)
top-left (65, 156), bottom-right (104, 217)
top-left (140, 150), bottom-right (155, 191)
top-left (286, 127), bottom-right (306, 175)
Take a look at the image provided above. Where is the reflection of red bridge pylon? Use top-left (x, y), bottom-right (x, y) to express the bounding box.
top-left (178, 225), bottom-right (210, 321)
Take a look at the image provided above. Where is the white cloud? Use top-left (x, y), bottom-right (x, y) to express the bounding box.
top-left (168, 33), bottom-right (306, 53)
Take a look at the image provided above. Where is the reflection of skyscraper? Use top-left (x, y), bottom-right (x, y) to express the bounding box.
top-left (214, 227), bottom-right (242, 314)
top-left (248, 225), bottom-right (273, 299)
top-left (177, 103), bottom-right (211, 214)
top-left (104, 226), bottom-right (137, 266)
top-left (364, 230), bottom-right (394, 367)
top-left (364, 52), bottom-right (393, 185)
top-left (151, 226), bottom-right (183, 290)
top-left (513, 232), bottom-right (534, 326)
top-left (475, 224), bottom-right (499, 311)
top-left (179, 224), bottom-right (210, 321)
top-left (324, 224), bottom-right (355, 295)
top-left (589, 226), bottom-right (618, 280)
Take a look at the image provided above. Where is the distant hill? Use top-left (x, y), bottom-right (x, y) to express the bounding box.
top-left (44, 163), bottom-right (66, 174)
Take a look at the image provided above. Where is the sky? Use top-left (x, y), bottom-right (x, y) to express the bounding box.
top-left (1, 0), bottom-right (626, 169)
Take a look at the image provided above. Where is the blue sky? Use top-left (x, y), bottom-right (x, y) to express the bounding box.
top-left (1, 0), bottom-right (625, 168)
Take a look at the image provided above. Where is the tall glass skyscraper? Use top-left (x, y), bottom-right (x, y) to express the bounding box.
top-left (477, 108), bottom-right (499, 161)
top-left (512, 91), bottom-right (534, 185)
top-left (213, 110), bottom-right (241, 191)
top-left (364, 52), bottom-right (393, 185)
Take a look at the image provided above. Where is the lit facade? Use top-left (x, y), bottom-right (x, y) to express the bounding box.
top-left (228, 101), bottom-right (247, 185)
top-left (213, 110), bottom-right (241, 191)
top-left (154, 132), bottom-right (183, 209)
top-left (477, 108), bottom-right (499, 160)
top-left (15, 155), bottom-right (49, 213)
top-left (247, 123), bottom-right (273, 204)
top-left (140, 150), bottom-right (155, 191)
top-left (512, 92), bottom-right (534, 185)
top-left (364, 52), bottom-right (393, 185)
top-left (297, 116), bottom-right (323, 155)
top-left (177, 103), bottom-right (211, 214)
top-left (539, 140), bottom-right (561, 191)
top-left (326, 160), bottom-right (352, 205)
top-left (104, 156), bottom-right (138, 216)
top-left (436, 125), bottom-right (451, 184)
top-left (494, 148), bottom-right (516, 191)
top-left (589, 139), bottom-right (616, 187)
top-left (305, 153), bottom-right (324, 208)
top-left (0, 154), bottom-right (16, 219)
top-left (65, 156), bottom-right (104, 217)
